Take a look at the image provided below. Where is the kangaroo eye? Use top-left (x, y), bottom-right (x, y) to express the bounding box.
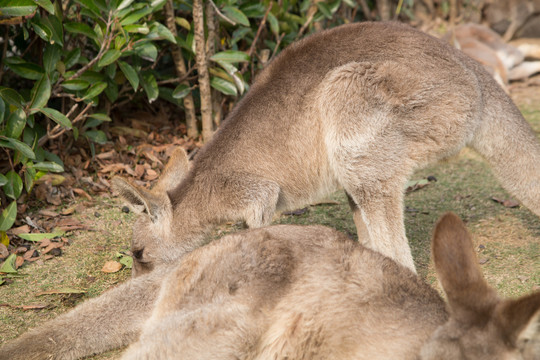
top-left (132, 249), bottom-right (144, 260)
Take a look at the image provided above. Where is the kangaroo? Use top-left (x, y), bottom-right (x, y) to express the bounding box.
top-left (444, 23), bottom-right (540, 89)
top-left (113, 21), bottom-right (540, 275)
top-left (1, 214), bottom-right (539, 359)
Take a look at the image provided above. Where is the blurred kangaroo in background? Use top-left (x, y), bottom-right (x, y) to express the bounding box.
top-left (1, 213), bottom-right (539, 359)
top-left (444, 23), bottom-right (540, 90)
top-left (113, 21), bottom-right (540, 274)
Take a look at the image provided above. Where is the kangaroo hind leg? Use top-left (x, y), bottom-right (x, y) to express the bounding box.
top-left (319, 61), bottom-right (417, 272)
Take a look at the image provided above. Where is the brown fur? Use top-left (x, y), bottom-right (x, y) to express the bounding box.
top-left (1, 214), bottom-right (539, 359)
top-left (114, 22), bottom-right (540, 274)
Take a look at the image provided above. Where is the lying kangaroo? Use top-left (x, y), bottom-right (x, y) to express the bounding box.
top-left (114, 21), bottom-right (540, 274)
top-left (444, 23), bottom-right (540, 89)
top-left (1, 213), bottom-right (539, 359)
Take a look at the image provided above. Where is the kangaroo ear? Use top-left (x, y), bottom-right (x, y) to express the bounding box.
top-left (112, 177), bottom-right (167, 220)
top-left (432, 212), bottom-right (499, 325)
top-left (152, 147), bottom-right (190, 194)
top-left (495, 292), bottom-right (540, 349)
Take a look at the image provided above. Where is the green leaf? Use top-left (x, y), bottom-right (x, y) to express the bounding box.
top-left (172, 84), bottom-right (192, 99)
top-left (134, 42), bottom-right (157, 61)
top-left (210, 50), bottom-right (250, 63)
top-left (33, 161), bottom-right (64, 173)
top-left (148, 22), bottom-right (176, 43)
top-left (267, 12), bottom-right (279, 36)
top-left (30, 19), bottom-right (53, 42)
top-left (42, 15), bottom-right (63, 46)
top-left (120, 6), bottom-right (152, 26)
top-left (175, 17), bottom-right (190, 31)
top-left (74, 0), bottom-right (101, 18)
top-left (0, 254), bottom-right (17, 274)
top-left (43, 44), bottom-right (62, 74)
top-left (0, 202), bottom-right (17, 232)
top-left (81, 82), bottom-right (107, 101)
top-left (0, 174), bottom-right (6, 187)
top-left (64, 48), bottom-right (81, 70)
top-left (84, 130), bottom-right (107, 144)
top-left (117, 0), bottom-right (135, 11)
top-left (98, 49), bottom-right (122, 67)
top-left (64, 22), bottom-right (97, 41)
top-left (18, 229), bottom-right (65, 242)
top-left (222, 5), bottom-right (250, 27)
top-left (240, 3), bottom-right (265, 17)
top-left (0, 0), bottom-right (36, 16)
top-left (61, 79), bottom-right (90, 91)
top-left (0, 137), bottom-right (36, 159)
top-left (123, 24), bottom-right (149, 34)
top-left (34, 0), bottom-right (54, 14)
top-left (24, 164), bottom-right (36, 192)
top-left (29, 74), bottom-right (51, 112)
top-left (231, 27), bottom-right (251, 45)
top-left (88, 113), bottom-right (111, 121)
top-left (116, 253), bottom-right (133, 268)
top-left (6, 109), bottom-right (26, 139)
top-left (211, 77), bottom-right (237, 96)
top-left (317, 2), bottom-right (333, 19)
top-left (118, 61), bottom-right (139, 90)
top-left (0, 97), bottom-right (5, 124)
top-left (140, 72), bottom-right (158, 103)
top-left (5, 60), bottom-right (44, 80)
top-left (0, 87), bottom-right (24, 109)
top-left (3, 171), bottom-right (23, 200)
top-left (38, 108), bottom-right (73, 129)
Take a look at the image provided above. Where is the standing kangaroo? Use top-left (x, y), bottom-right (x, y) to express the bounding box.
top-left (1, 213), bottom-right (539, 359)
top-left (114, 21), bottom-right (540, 274)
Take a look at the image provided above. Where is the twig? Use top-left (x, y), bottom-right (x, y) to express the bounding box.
top-left (164, 0), bottom-right (199, 138)
top-left (208, 0), bottom-right (236, 25)
top-left (37, 102), bottom-right (92, 147)
top-left (193, 0), bottom-right (214, 142)
top-left (269, 33), bottom-right (285, 62)
top-left (358, 0), bottom-right (372, 20)
top-left (241, 1), bottom-right (273, 74)
top-left (0, 27), bottom-right (10, 85)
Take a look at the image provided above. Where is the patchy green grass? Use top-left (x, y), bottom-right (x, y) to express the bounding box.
top-left (1, 92), bottom-right (539, 358)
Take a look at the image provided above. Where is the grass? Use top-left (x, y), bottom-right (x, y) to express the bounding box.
top-left (0, 94), bottom-right (539, 357)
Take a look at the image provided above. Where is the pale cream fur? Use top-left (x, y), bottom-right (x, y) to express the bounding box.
top-left (1, 214), bottom-right (539, 360)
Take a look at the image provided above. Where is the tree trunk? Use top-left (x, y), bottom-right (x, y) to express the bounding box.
top-left (164, 0), bottom-right (199, 139)
top-left (377, 0), bottom-right (392, 20)
top-left (193, 0), bottom-right (214, 143)
top-left (205, 1), bottom-right (222, 128)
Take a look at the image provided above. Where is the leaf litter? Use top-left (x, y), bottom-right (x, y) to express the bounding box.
top-left (0, 105), bottom-right (202, 299)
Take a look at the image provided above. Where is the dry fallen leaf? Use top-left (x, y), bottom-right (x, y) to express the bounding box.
top-left (491, 197), bottom-right (520, 208)
top-left (73, 188), bottom-right (92, 201)
top-left (15, 256), bottom-right (24, 269)
top-left (8, 225), bottom-right (31, 235)
top-left (101, 260), bottom-right (122, 273)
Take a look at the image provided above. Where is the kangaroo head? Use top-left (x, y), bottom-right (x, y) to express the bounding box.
top-left (420, 213), bottom-right (540, 360)
top-left (112, 148), bottom-right (191, 276)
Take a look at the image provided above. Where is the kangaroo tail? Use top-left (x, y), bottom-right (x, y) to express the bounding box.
top-left (470, 86), bottom-right (540, 217)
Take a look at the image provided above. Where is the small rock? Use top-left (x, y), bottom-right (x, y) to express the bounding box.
top-left (478, 257), bottom-right (489, 265)
top-left (94, 212), bottom-right (102, 218)
top-left (427, 175), bottom-right (437, 182)
top-left (122, 206), bottom-right (130, 214)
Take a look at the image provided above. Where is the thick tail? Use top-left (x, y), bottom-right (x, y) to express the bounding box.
top-left (470, 86), bottom-right (540, 217)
